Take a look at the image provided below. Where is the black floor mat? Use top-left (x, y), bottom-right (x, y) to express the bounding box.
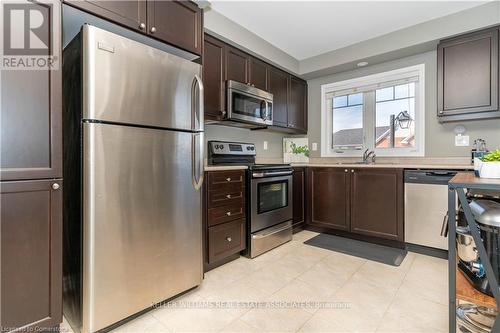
top-left (304, 233), bottom-right (407, 266)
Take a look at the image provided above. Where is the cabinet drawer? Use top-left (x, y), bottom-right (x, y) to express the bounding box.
top-left (208, 189), bottom-right (244, 208)
top-left (208, 170), bottom-right (245, 188)
top-left (208, 219), bottom-right (245, 263)
top-left (208, 203), bottom-right (245, 227)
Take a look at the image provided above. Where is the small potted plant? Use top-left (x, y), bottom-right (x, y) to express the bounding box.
top-left (475, 150), bottom-right (500, 178)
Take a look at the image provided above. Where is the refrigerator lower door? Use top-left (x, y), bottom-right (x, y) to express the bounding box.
top-left (82, 123), bottom-right (203, 333)
top-left (83, 25), bottom-right (203, 131)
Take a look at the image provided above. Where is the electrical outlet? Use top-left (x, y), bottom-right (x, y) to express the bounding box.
top-left (263, 141), bottom-right (268, 150)
top-left (455, 135), bottom-right (469, 147)
top-left (312, 142), bottom-right (318, 151)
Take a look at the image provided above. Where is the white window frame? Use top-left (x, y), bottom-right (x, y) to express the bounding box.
top-left (321, 64), bottom-right (425, 157)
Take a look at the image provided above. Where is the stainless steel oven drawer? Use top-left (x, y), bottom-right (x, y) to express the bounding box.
top-left (250, 220), bottom-right (292, 258)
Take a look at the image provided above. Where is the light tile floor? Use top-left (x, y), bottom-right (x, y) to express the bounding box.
top-left (60, 230), bottom-right (448, 333)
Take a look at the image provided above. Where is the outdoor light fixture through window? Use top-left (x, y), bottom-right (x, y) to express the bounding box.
top-left (395, 110), bottom-right (413, 129)
top-left (390, 110), bottom-right (413, 147)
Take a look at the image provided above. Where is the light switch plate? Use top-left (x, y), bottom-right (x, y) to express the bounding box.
top-left (263, 141), bottom-right (268, 150)
top-left (455, 135), bottom-right (469, 147)
top-left (312, 142), bottom-right (318, 151)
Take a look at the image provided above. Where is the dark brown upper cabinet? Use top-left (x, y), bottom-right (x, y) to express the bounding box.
top-left (65, 0), bottom-right (147, 32)
top-left (65, 0), bottom-right (203, 56)
top-left (202, 33), bottom-right (308, 133)
top-left (288, 76), bottom-right (308, 133)
top-left (350, 168), bottom-right (404, 242)
top-left (147, 1), bottom-right (202, 56)
top-left (438, 26), bottom-right (499, 122)
top-left (308, 168), bottom-right (350, 231)
top-left (249, 57), bottom-right (268, 90)
top-left (225, 46), bottom-right (250, 84)
top-left (1, 179), bottom-right (63, 332)
top-left (203, 34), bottom-right (226, 121)
top-left (267, 67), bottom-right (289, 127)
top-left (1, 1), bottom-right (61, 181)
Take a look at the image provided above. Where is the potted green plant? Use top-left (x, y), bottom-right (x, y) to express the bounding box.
top-left (475, 150), bottom-right (500, 178)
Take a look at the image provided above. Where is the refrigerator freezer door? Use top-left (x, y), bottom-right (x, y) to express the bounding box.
top-left (82, 123), bottom-right (202, 333)
top-left (82, 25), bottom-right (203, 132)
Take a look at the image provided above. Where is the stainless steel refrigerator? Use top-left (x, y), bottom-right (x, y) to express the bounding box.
top-left (62, 25), bottom-right (204, 333)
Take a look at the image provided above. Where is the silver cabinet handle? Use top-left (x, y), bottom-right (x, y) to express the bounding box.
top-left (226, 177), bottom-right (231, 182)
top-left (344, 169), bottom-right (348, 173)
top-left (226, 237), bottom-right (232, 242)
top-left (351, 169), bottom-right (355, 173)
top-left (52, 183), bottom-right (60, 190)
top-left (226, 211), bottom-right (231, 216)
top-left (139, 22), bottom-right (146, 30)
top-left (226, 194), bottom-right (232, 199)
top-left (150, 26), bottom-right (156, 33)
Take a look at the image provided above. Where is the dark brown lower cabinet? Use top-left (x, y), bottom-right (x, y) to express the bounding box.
top-left (350, 168), bottom-right (404, 242)
top-left (208, 218), bottom-right (246, 263)
top-left (292, 167), bottom-right (306, 232)
top-left (307, 167), bottom-right (404, 243)
top-left (308, 167), bottom-right (350, 231)
top-left (0, 179), bottom-right (63, 332)
top-left (203, 170), bottom-right (246, 271)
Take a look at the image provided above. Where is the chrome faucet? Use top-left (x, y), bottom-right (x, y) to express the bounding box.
top-left (362, 149), bottom-right (376, 164)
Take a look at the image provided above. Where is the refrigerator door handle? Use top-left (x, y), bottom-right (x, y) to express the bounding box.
top-left (192, 132), bottom-right (205, 190)
top-left (191, 75), bottom-right (204, 132)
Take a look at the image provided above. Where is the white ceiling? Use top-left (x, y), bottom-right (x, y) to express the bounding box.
top-left (209, 1), bottom-right (490, 60)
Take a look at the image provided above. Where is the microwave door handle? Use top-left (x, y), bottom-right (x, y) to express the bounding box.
top-left (263, 100), bottom-right (269, 121)
top-left (191, 75), bottom-right (204, 132)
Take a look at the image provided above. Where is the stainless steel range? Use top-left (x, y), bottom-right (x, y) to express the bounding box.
top-left (208, 141), bottom-right (293, 258)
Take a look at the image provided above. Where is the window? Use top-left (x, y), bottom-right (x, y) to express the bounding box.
top-left (321, 64), bottom-right (425, 157)
top-left (332, 93), bottom-right (364, 150)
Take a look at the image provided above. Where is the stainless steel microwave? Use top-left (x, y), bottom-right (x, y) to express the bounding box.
top-left (226, 80), bottom-right (273, 127)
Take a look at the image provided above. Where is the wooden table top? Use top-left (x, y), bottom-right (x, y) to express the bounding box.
top-left (449, 172), bottom-right (500, 190)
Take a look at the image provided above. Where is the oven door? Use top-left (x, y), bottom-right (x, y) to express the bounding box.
top-left (227, 84), bottom-right (273, 126)
top-left (251, 174), bottom-right (292, 233)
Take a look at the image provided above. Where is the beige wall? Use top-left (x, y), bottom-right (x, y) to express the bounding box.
top-left (307, 51), bottom-right (500, 158)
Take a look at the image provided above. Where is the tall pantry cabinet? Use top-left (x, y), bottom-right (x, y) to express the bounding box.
top-left (0, 1), bottom-right (63, 331)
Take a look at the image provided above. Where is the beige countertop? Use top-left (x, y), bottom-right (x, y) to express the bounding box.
top-left (204, 163), bottom-right (473, 171)
top-left (291, 163), bottom-right (474, 169)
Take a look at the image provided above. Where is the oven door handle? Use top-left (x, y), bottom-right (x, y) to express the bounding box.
top-left (252, 171), bottom-right (293, 178)
top-left (252, 222), bottom-right (292, 239)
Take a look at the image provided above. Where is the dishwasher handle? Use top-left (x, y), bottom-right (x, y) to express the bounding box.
top-left (440, 211), bottom-right (449, 238)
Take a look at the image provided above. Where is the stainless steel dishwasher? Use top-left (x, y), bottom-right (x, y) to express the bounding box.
top-left (404, 170), bottom-right (458, 250)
